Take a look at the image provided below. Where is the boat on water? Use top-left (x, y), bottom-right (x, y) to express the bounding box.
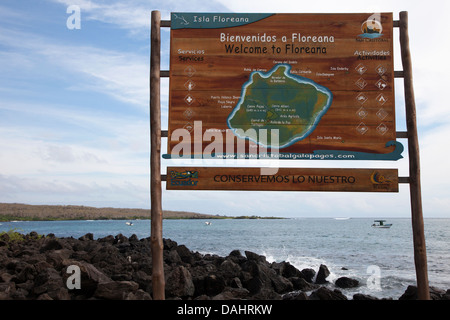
top-left (335, 217), bottom-right (350, 220)
top-left (125, 222), bottom-right (133, 226)
top-left (372, 220), bottom-right (392, 228)
top-left (205, 221), bottom-right (212, 225)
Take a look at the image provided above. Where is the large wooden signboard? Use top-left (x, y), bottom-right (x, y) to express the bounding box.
top-left (152, 11), bottom-right (430, 300)
top-left (166, 167), bottom-right (398, 192)
top-left (166, 13), bottom-right (402, 160)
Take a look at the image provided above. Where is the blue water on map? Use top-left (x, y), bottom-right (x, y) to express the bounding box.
top-left (1, 218), bottom-right (449, 299)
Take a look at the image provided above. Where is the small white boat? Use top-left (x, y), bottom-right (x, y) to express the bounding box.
top-left (205, 221), bottom-right (212, 225)
top-left (372, 220), bottom-right (392, 228)
top-left (335, 217), bottom-right (350, 220)
top-left (125, 222), bottom-right (133, 226)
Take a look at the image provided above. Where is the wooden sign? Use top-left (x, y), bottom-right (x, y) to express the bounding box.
top-left (166, 13), bottom-right (401, 160)
top-left (150, 10), bottom-right (429, 300)
top-left (166, 167), bottom-right (398, 192)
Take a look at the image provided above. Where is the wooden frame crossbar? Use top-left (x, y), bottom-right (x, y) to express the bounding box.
top-left (150, 10), bottom-right (430, 300)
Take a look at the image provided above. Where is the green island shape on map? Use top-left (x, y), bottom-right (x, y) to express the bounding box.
top-left (227, 64), bottom-right (333, 148)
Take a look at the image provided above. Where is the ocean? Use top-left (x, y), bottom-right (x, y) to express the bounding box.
top-left (1, 218), bottom-right (449, 299)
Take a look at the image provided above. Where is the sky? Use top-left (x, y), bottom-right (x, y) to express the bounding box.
top-left (0, 0), bottom-right (449, 218)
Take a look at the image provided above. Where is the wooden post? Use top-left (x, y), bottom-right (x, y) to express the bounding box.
top-left (399, 11), bottom-right (430, 300)
top-left (150, 10), bottom-right (165, 300)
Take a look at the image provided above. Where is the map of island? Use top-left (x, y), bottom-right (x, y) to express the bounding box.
top-left (227, 64), bottom-right (333, 148)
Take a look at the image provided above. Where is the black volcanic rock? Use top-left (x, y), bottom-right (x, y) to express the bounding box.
top-left (0, 232), bottom-right (447, 300)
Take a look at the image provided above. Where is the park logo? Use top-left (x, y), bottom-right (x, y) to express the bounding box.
top-left (370, 171), bottom-right (392, 190)
top-left (169, 170), bottom-right (199, 187)
top-left (358, 14), bottom-right (383, 39)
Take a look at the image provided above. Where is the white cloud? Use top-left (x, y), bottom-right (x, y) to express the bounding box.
top-left (50, 0), bottom-right (230, 34)
top-left (40, 45), bottom-right (150, 109)
top-left (0, 26), bottom-right (150, 110)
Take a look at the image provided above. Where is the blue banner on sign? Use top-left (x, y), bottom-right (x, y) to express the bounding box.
top-left (171, 13), bottom-right (274, 29)
top-left (163, 141), bottom-right (404, 161)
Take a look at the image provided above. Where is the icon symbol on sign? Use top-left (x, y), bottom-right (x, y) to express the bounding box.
top-left (376, 108), bottom-right (388, 120)
top-left (173, 14), bottom-right (189, 26)
top-left (356, 93), bottom-right (368, 104)
top-left (375, 79), bottom-right (387, 90)
top-left (183, 122), bottom-right (194, 132)
top-left (356, 123), bottom-right (369, 135)
top-left (376, 64), bottom-right (386, 76)
top-left (376, 93), bottom-right (387, 105)
top-left (184, 79), bottom-right (195, 91)
top-left (184, 94), bottom-right (195, 105)
top-left (357, 107), bottom-right (368, 119)
top-left (377, 123), bottom-right (388, 135)
top-left (355, 78), bottom-right (367, 89)
top-left (183, 108), bottom-right (194, 119)
top-left (184, 66), bottom-right (196, 77)
top-left (355, 63), bottom-right (367, 75)
top-left (359, 13), bottom-right (383, 39)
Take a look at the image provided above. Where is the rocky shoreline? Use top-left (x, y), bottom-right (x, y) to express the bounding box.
top-left (1, 232), bottom-right (449, 300)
